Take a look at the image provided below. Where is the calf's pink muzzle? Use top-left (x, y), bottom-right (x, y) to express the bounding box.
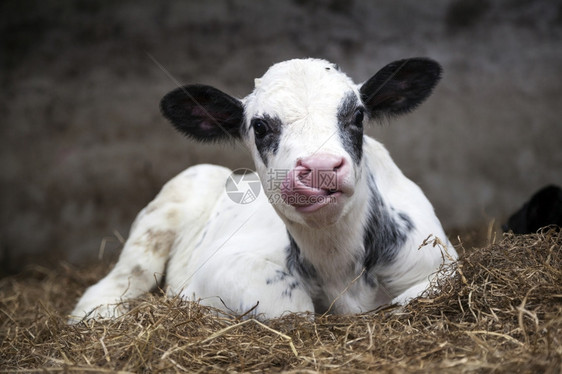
top-left (280, 154), bottom-right (350, 213)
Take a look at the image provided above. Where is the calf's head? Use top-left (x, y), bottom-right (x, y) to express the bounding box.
top-left (161, 58), bottom-right (441, 228)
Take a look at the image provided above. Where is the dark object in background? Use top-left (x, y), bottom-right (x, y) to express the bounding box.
top-left (503, 185), bottom-right (562, 234)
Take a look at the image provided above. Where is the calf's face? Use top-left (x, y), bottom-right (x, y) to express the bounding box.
top-left (243, 59), bottom-right (363, 227)
top-left (160, 58), bottom-right (441, 228)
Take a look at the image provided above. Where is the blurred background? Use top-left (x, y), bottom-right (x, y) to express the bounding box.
top-left (1, 0), bottom-right (561, 274)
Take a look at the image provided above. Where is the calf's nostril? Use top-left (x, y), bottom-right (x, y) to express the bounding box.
top-left (333, 160), bottom-right (344, 172)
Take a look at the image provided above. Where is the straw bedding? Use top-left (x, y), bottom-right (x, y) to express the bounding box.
top-left (1, 229), bottom-right (560, 373)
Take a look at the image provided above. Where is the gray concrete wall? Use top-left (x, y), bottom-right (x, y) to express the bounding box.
top-left (1, 0), bottom-right (561, 271)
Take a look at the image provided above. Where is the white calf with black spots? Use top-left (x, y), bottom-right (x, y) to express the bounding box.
top-left (69, 58), bottom-right (457, 323)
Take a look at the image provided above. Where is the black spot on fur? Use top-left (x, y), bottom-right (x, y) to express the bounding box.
top-left (286, 233), bottom-right (318, 281)
top-left (362, 169), bottom-right (415, 276)
top-left (285, 234), bottom-right (333, 313)
top-left (337, 92), bottom-right (364, 164)
top-left (265, 269), bottom-right (290, 285)
top-left (282, 281), bottom-right (300, 298)
top-left (252, 114), bottom-right (283, 165)
top-left (398, 212), bottom-right (415, 231)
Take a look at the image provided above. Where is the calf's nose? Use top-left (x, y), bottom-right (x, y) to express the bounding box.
top-left (295, 154), bottom-right (347, 190)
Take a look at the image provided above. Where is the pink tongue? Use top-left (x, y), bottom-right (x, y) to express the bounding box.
top-left (298, 169), bottom-right (312, 185)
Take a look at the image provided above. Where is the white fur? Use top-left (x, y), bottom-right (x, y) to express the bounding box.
top-left (69, 59), bottom-right (457, 323)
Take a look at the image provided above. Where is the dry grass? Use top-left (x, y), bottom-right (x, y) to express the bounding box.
top-left (1, 229), bottom-right (561, 373)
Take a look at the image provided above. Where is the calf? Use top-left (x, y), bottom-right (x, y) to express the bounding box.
top-left (70, 58), bottom-right (457, 322)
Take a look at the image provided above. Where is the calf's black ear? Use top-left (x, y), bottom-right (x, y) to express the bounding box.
top-left (160, 84), bottom-right (244, 142)
top-left (360, 58), bottom-right (442, 119)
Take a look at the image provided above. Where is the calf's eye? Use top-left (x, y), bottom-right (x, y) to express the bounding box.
top-left (253, 119), bottom-right (268, 138)
top-left (353, 108), bottom-right (364, 127)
